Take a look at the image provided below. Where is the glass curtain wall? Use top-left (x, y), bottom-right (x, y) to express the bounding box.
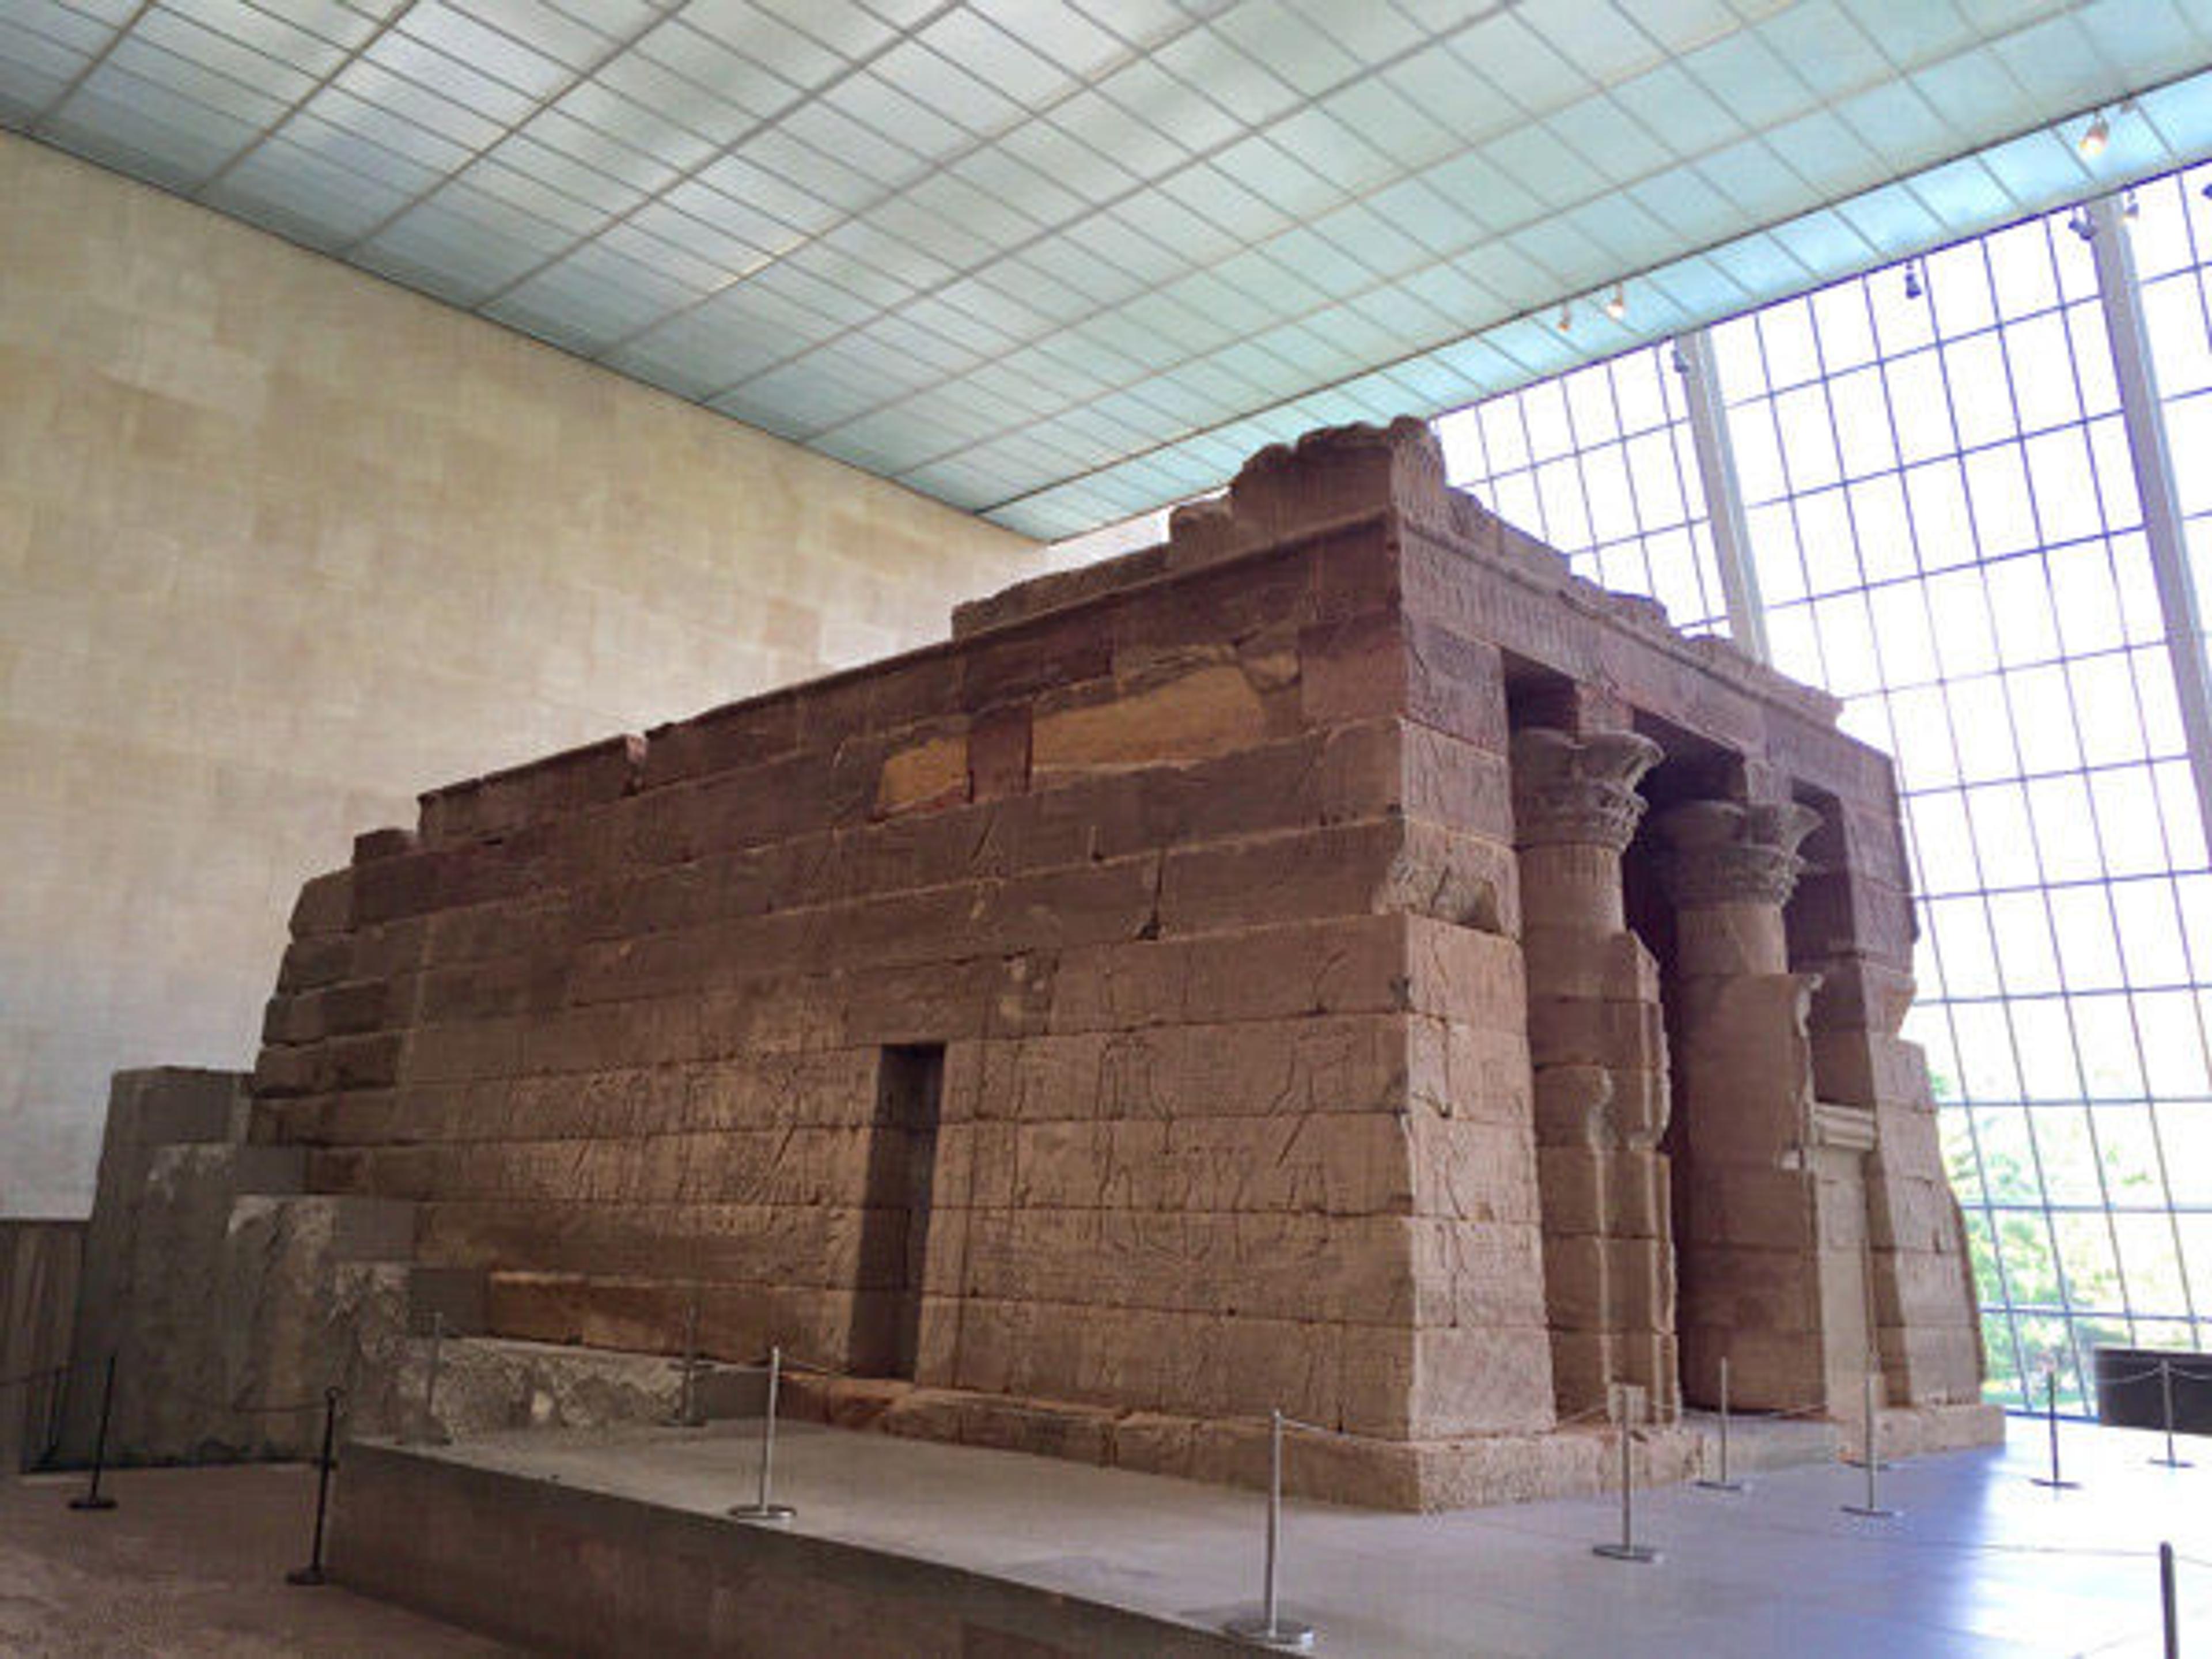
top-left (1433, 342), bottom-right (1728, 635)
top-left (1437, 175), bottom-right (2212, 1411)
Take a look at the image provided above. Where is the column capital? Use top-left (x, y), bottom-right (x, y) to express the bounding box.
top-left (1654, 798), bottom-right (1821, 907)
top-left (1510, 727), bottom-right (1662, 852)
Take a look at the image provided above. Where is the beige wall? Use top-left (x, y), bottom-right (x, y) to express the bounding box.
top-left (0, 135), bottom-right (1040, 1218)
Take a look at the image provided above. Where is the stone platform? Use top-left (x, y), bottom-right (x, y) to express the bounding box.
top-left (328, 1415), bottom-right (2212, 1658)
top-left (774, 1362), bottom-right (1995, 1508)
top-left (778, 1369), bottom-right (1713, 1510)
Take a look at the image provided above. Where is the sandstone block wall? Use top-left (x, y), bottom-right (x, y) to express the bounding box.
top-left (230, 419), bottom-right (1991, 1505)
top-left (250, 459), bottom-right (1547, 1466)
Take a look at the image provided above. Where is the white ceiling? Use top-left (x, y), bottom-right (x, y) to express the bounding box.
top-left (5, 1), bottom-right (2210, 537)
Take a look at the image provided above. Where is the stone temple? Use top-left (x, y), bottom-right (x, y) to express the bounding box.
top-left (70, 418), bottom-right (1998, 1509)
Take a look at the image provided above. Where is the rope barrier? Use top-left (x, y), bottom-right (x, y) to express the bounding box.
top-left (2095, 1363), bottom-right (2190, 1388)
top-left (613, 1322), bottom-right (2212, 1607)
top-left (162, 1385), bottom-right (343, 1417)
top-left (1668, 1507), bottom-right (2186, 1565)
top-left (33, 1316), bottom-right (2202, 1635)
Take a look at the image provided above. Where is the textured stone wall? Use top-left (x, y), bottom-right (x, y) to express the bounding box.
top-left (0, 1221), bottom-right (81, 1471)
top-left (251, 472), bottom-right (1547, 1458)
top-left (0, 133), bottom-right (1039, 1217)
top-left (234, 419), bottom-right (1990, 1503)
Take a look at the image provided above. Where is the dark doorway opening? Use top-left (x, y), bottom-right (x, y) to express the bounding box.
top-left (850, 1044), bottom-right (944, 1379)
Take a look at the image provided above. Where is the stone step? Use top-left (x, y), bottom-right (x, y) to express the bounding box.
top-left (1682, 1408), bottom-right (1840, 1472)
top-left (378, 1335), bottom-right (768, 1444)
top-left (407, 1266), bottom-right (485, 1336)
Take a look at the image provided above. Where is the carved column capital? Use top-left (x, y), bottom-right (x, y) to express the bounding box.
top-left (1654, 798), bottom-right (1822, 907)
top-left (1510, 727), bottom-right (1664, 851)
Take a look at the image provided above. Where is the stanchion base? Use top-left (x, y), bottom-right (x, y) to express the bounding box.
top-left (1591, 1543), bottom-right (1660, 1563)
top-left (67, 1495), bottom-right (116, 1512)
top-left (1842, 1459), bottom-right (1892, 1471)
top-left (1222, 1612), bottom-right (1317, 1650)
top-left (285, 1566), bottom-right (328, 1587)
top-left (2151, 1456), bottom-right (2194, 1469)
top-left (1694, 1478), bottom-right (1747, 1494)
top-left (1841, 1504), bottom-right (1899, 1518)
top-left (2029, 1477), bottom-right (2081, 1490)
top-left (728, 1503), bottom-right (796, 1525)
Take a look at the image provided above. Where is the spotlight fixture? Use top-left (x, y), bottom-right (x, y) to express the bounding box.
top-left (1604, 283), bottom-right (1626, 321)
top-left (2200, 180), bottom-right (2212, 203)
top-left (1670, 342), bottom-right (1688, 374)
top-left (1903, 262), bottom-right (1922, 301)
top-left (2078, 110), bottom-right (2109, 157)
top-left (2124, 190), bottom-right (2141, 222)
top-left (1556, 301), bottom-right (1573, 332)
top-left (2068, 206), bottom-right (2096, 243)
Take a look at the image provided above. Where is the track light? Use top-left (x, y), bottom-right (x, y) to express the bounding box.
top-left (2068, 206), bottom-right (2096, 243)
top-left (1556, 301), bottom-right (1573, 332)
top-left (2123, 190), bottom-right (2141, 224)
top-left (1903, 262), bottom-right (1922, 301)
top-left (2200, 180), bottom-right (2212, 203)
top-left (1604, 282), bottom-right (1627, 321)
top-left (1670, 342), bottom-right (1688, 374)
top-left (2078, 111), bottom-right (2109, 157)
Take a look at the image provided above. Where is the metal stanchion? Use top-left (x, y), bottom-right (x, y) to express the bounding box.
top-left (1593, 1387), bottom-right (1659, 1563)
top-left (1842, 1367), bottom-right (1897, 1518)
top-left (402, 1311), bottom-right (452, 1447)
top-left (1844, 1351), bottom-right (1890, 1470)
top-left (287, 1388), bottom-right (341, 1587)
top-left (2031, 1367), bottom-right (2080, 1491)
top-left (2160, 1541), bottom-right (2180, 1659)
top-left (69, 1353), bottom-right (119, 1512)
top-left (1696, 1355), bottom-right (1745, 1494)
top-left (2152, 1357), bottom-right (2192, 1470)
top-left (669, 1288), bottom-right (704, 1429)
top-left (729, 1346), bottom-right (796, 1524)
top-left (1224, 1410), bottom-right (1317, 1650)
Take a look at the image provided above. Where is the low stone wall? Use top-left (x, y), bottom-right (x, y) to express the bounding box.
top-left (332, 1440), bottom-right (1248, 1658)
top-left (63, 1067), bottom-right (425, 1463)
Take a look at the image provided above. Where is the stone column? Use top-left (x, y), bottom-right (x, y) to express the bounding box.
top-left (1656, 797), bottom-right (1828, 1412)
top-left (1512, 727), bottom-right (1674, 1421)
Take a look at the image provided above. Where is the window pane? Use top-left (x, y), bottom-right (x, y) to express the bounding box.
top-left (1437, 177), bottom-right (2212, 1395)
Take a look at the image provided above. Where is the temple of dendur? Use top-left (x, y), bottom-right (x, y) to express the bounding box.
top-left (71, 418), bottom-right (1998, 1509)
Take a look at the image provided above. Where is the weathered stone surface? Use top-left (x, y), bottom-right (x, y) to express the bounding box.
top-left (65, 1069), bottom-right (248, 1459)
top-left (874, 730), bottom-right (969, 817)
top-left (1032, 657), bottom-right (1270, 775)
top-left (80, 418), bottom-right (1992, 1513)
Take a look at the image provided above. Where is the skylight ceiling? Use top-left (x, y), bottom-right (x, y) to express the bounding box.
top-left (5, 0), bottom-right (2210, 538)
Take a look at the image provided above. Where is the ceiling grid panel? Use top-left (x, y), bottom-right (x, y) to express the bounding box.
top-left (4, 0), bottom-right (2210, 535)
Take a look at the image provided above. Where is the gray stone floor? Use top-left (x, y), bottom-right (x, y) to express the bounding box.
top-left (0, 1462), bottom-right (516, 1656)
top-left (429, 1412), bottom-right (2211, 1657)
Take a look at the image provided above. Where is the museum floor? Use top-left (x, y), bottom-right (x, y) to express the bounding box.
top-left (0, 1461), bottom-right (516, 1656)
top-left (5, 1419), bottom-right (2207, 1656)
top-left (357, 1411), bottom-right (2207, 1656)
